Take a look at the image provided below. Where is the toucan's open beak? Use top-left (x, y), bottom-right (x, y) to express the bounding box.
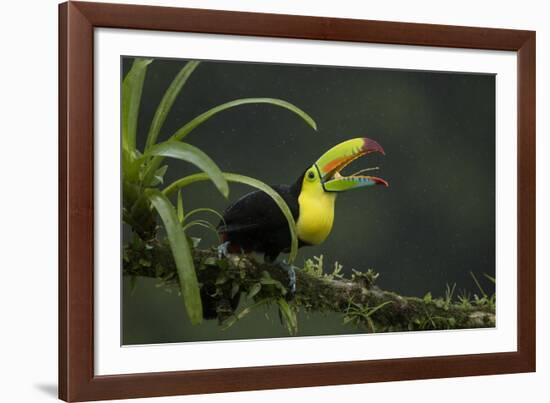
top-left (315, 137), bottom-right (388, 192)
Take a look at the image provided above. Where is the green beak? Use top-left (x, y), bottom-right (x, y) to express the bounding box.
top-left (315, 137), bottom-right (388, 192)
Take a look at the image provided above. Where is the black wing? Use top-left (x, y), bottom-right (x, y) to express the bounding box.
top-left (218, 185), bottom-right (299, 235)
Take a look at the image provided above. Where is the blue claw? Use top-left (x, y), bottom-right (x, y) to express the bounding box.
top-left (278, 260), bottom-right (297, 294)
top-left (217, 241), bottom-right (230, 260)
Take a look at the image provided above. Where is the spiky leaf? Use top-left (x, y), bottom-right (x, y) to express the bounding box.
top-left (146, 189), bottom-right (202, 324)
top-left (170, 97), bottom-right (317, 142)
top-left (144, 142), bottom-right (229, 197)
top-left (145, 61), bottom-right (200, 150)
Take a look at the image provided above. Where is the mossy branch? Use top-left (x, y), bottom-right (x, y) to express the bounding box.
top-left (123, 238), bottom-right (495, 333)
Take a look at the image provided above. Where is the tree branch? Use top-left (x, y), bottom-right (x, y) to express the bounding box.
top-left (123, 238), bottom-right (495, 333)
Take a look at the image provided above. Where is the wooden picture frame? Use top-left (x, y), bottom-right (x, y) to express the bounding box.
top-left (59, 1), bottom-right (536, 401)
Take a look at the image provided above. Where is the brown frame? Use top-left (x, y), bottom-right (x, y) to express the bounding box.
top-left (59, 1), bottom-right (536, 401)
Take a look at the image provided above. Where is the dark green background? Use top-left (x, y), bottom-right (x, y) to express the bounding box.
top-left (122, 57), bottom-right (496, 344)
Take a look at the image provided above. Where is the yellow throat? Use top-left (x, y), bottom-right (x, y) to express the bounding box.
top-left (296, 180), bottom-right (336, 245)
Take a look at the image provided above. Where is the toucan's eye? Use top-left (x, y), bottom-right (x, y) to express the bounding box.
top-left (307, 171), bottom-right (315, 180)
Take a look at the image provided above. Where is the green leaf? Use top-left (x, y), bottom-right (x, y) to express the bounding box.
top-left (483, 273), bottom-right (496, 284)
top-left (277, 299), bottom-right (298, 335)
top-left (163, 172), bottom-right (299, 262)
top-left (222, 299), bottom-right (268, 330)
top-left (138, 258), bottom-right (151, 267)
top-left (144, 142), bottom-right (229, 197)
top-left (145, 61), bottom-right (200, 150)
top-left (259, 271), bottom-right (286, 294)
top-left (366, 301), bottom-right (392, 318)
top-left (176, 190), bottom-right (184, 223)
top-left (183, 208), bottom-right (225, 226)
top-left (145, 189), bottom-right (202, 324)
top-left (169, 98), bottom-right (318, 142)
top-left (148, 164), bottom-right (168, 186)
top-left (183, 219), bottom-right (220, 240)
top-left (191, 237), bottom-right (201, 248)
top-left (215, 273), bottom-right (228, 285)
top-left (142, 97), bottom-right (317, 186)
top-left (259, 277), bottom-right (282, 286)
top-left (122, 58), bottom-right (153, 156)
top-left (470, 271), bottom-right (487, 297)
top-left (183, 219), bottom-right (215, 228)
top-left (247, 283), bottom-right (262, 299)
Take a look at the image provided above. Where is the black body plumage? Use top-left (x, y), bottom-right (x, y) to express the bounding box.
top-left (217, 172), bottom-right (305, 262)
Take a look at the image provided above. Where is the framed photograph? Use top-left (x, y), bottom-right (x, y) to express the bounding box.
top-left (59, 1), bottom-right (536, 401)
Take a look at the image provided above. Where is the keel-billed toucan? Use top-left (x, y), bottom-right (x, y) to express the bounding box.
top-left (217, 138), bottom-right (388, 262)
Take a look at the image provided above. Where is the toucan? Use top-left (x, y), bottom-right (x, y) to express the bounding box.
top-left (202, 138), bottom-right (387, 319)
top-left (217, 137), bottom-right (388, 265)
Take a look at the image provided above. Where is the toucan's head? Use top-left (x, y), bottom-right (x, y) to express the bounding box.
top-left (299, 137), bottom-right (388, 194)
top-left (292, 138), bottom-right (387, 246)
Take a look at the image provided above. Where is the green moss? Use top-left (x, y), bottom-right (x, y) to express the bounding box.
top-left (123, 241), bottom-right (496, 335)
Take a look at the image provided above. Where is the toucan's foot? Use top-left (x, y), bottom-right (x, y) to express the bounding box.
top-left (217, 241), bottom-right (230, 260)
top-left (278, 260), bottom-right (297, 294)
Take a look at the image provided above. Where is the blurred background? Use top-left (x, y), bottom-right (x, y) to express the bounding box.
top-left (122, 57), bottom-right (495, 344)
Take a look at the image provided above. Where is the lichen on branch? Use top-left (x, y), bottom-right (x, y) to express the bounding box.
top-left (123, 237), bottom-right (495, 334)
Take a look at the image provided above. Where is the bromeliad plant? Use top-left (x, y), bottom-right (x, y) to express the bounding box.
top-left (122, 58), bottom-right (317, 325)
